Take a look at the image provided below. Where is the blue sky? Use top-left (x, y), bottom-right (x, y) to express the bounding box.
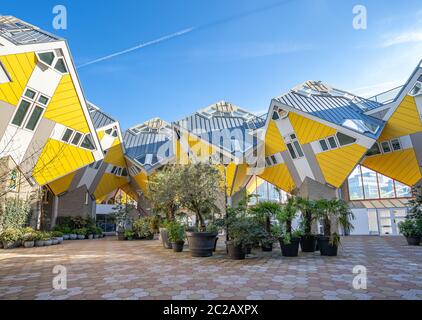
top-left (2, 0), bottom-right (422, 130)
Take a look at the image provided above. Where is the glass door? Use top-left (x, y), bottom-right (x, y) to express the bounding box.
top-left (392, 209), bottom-right (407, 235)
top-left (378, 209), bottom-right (393, 235)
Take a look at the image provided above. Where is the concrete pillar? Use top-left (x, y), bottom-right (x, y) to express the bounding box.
top-left (51, 195), bottom-right (59, 228)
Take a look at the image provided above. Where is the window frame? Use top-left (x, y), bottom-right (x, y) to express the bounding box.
top-left (0, 60), bottom-right (12, 84)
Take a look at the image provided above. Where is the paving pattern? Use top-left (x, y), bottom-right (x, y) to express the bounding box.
top-left (0, 236), bottom-right (421, 300)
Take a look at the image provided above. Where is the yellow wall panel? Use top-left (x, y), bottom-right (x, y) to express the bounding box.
top-left (362, 149), bottom-right (422, 186)
top-left (0, 52), bottom-right (37, 106)
top-left (316, 144), bottom-right (366, 188)
top-left (33, 139), bottom-right (94, 185)
top-left (94, 173), bottom-right (128, 200)
top-left (230, 163), bottom-right (249, 196)
top-left (258, 163), bottom-right (295, 193)
top-left (265, 120), bottom-right (286, 156)
top-left (289, 112), bottom-right (336, 144)
top-left (48, 172), bottom-right (76, 195)
top-left (246, 176), bottom-right (265, 195)
top-left (379, 95), bottom-right (422, 141)
top-left (104, 141), bottom-right (126, 167)
top-left (44, 75), bottom-right (90, 133)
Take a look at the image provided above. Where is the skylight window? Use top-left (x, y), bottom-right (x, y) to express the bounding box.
top-left (38, 52), bottom-right (55, 66)
top-left (342, 119), bottom-right (379, 135)
top-left (409, 81), bottom-right (422, 96)
top-left (0, 61), bottom-right (11, 84)
top-left (81, 134), bottom-right (95, 150)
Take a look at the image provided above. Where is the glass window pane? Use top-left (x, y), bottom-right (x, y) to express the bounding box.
top-left (336, 132), bottom-right (356, 146)
top-left (391, 139), bottom-right (401, 151)
top-left (25, 106), bottom-right (43, 131)
top-left (54, 58), bottom-right (68, 73)
top-left (61, 129), bottom-right (73, 142)
top-left (38, 95), bottom-right (49, 105)
top-left (71, 132), bottom-right (82, 145)
top-left (381, 141), bottom-right (391, 153)
top-left (361, 166), bottom-right (379, 199)
top-left (328, 136), bottom-right (338, 148)
top-left (286, 143), bottom-right (297, 159)
top-left (272, 111), bottom-right (279, 120)
top-left (378, 174), bottom-right (395, 198)
top-left (395, 181), bottom-right (412, 197)
top-left (81, 134), bottom-right (95, 150)
top-left (11, 100), bottom-right (31, 126)
top-left (366, 143), bottom-right (381, 156)
top-left (105, 128), bottom-right (112, 135)
top-left (271, 155), bottom-right (277, 164)
top-left (319, 139), bottom-right (329, 151)
top-left (348, 165), bottom-right (364, 200)
top-left (24, 89), bottom-right (36, 100)
top-left (293, 141), bottom-right (304, 157)
top-left (112, 130), bottom-right (118, 137)
top-left (38, 52), bottom-right (55, 66)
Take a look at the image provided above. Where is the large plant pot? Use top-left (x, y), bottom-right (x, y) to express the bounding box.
top-left (51, 238), bottom-right (59, 245)
top-left (160, 228), bottom-right (172, 249)
top-left (405, 236), bottom-right (421, 246)
top-left (63, 234), bottom-right (69, 240)
top-left (279, 237), bottom-right (300, 257)
top-left (187, 232), bottom-right (217, 257)
top-left (94, 234), bottom-right (99, 239)
top-left (172, 241), bottom-right (185, 252)
top-left (300, 235), bottom-right (317, 252)
top-left (318, 236), bottom-right (338, 256)
top-left (2, 241), bottom-right (19, 249)
top-left (35, 240), bottom-right (44, 247)
top-left (23, 240), bottom-right (35, 248)
top-left (44, 239), bottom-right (53, 246)
top-left (87, 234), bottom-right (94, 240)
top-left (117, 231), bottom-right (126, 241)
top-left (213, 237), bottom-right (219, 252)
top-left (227, 242), bottom-right (246, 260)
top-left (77, 235), bottom-right (85, 240)
top-left (69, 234), bottom-right (77, 240)
top-left (56, 237), bottom-right (64, 244)
top-left (261, 243), bottom-right (273, 252)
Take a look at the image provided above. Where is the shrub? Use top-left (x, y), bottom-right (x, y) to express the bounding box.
top-left (0, 198), bottom-right (31, 230)
top-left (133, 218), bottom-right (153, 238)
top-left (398, 219), bottom-right (419, 237)
top-left (51, 231), bottom-right (63, 238)
top-left (0, 228), bottom-right (22, 242)
top-left (167, 221), bottom-right (185, 243)
top-left (124, 230), bottom-right (135, 238)
top-left (74, 228), bottom-right (87, 236)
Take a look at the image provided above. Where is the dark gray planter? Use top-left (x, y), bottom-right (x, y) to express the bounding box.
top-left (405, 236), bottom-right (421, 246)
top-left (51, 238), bottom-right (59, 245)
top-left (2, 241), bottom-right (19, 249)
top-left (63, 234), bottom-right (70, 240)
top-left (172, 240), bottom-right (185, 252)
top-left (317, 236), bottom-right (338, 256)
top-left (300, 235), bottom-right (317, 252)
top-left (187, 232), bottom-right (217, 257)
top-left (69, 234), bottom-right (77, 240)
top-left (160, 228), bottom-right (172, 249)
top-left (227, 241), bottom-right (246, 260)
top-left (35, 240), bottom-right (44, 247)
top-left (77, 235), bottom-right (85, 240)
top-left (280, 237), bottom-right (300, 257)
top-left (87, 234), bottom-right (94, 240)
top-left (44, 239), bottom-right (53, 246)
top-left (23, 241), bottom-right (35, 248)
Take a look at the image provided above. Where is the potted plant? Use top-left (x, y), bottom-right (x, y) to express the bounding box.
top-left (69, 229), bottom-right (77, 240)
top-left (124, 230), bottom-right (135, 240)
top-left (43, 232), bottom-right (53, 246)
top-left (398, 219), bottom-right (420, 245)
top-left (250, 201), bottom-right (282, 252)
top-left (21, 228), bottom-right (36, 248)
top-left (206, 224), bottom-right (219, 252)
top-left (52, 231), bottom-right (64, 244)
top-left (227, 217), bottom-right (262, 260)
top-left (294, 197), bottom-right (317, 252)
top-left (0, 228), bottom-right (22, 249)
top-left (168, 221), bottom-right (186, 252)
top-left (133, 217), bottom-right (154, 240)
top-left (314, 199), bottom-right (354, 256)
top-left (276, 198), bottom-right (300, 257)
top-left (74, 228), bottom-right (86, 240)
top-left (34, 231), bottom-right (45, 247)
top-left (94, 227), bottom-right (102, 239)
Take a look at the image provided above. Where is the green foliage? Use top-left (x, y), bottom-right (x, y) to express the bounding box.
top-left (206, 223), bottom-right (218, 233)
top-left (167, 221), bottom-right (186, 242)
top-left (0, 198), bottom-right (31, 230)
top-left (295, 197), bottom-right (316, 235)
top-left (314, 198), bottom-right (354, 239)
top-left (112, 204), bottom-right (134, 232)
top-left (407, 186), bottom-right (422, 220)
top-left (74, 228), bottom-right (87, 236)
top-left (51, 231), bottom-right (63, 237)
top-left (133, 217), bottom-right (153, 238)
top-left (249, 201), bottom-right (282, 233)
top-left (95, 226), bottom-right (103, 235)
top-left (0, 228), bottom-right (22, 242)
top-left (276, 197), bottom-right (297, 234)
top-left (124, 230), bottom-right (135, 238)
top-left (148, 165), bottom-right (181, 221)
top-left (398, 219), bottom-right (420, 237)
top-left (177, 163), bottom-right (223, 231)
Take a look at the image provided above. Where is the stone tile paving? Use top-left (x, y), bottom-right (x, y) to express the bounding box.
top-left (0, 236), bottom-right (421, 300)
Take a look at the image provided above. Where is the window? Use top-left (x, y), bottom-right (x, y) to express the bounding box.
top-left (38, 52), bottom-right (55, 66)
top-left (38, 95), bottom-right (49, 105)
top-left (81, 134), bottom-right (95, 150)
top-left (24, 89), bottom-right (36, 100)
top-left (25, 105), bottom-right (44, 130)
top-left (380, 141), bottom-right (391, 153)
top-left (11, 100), bottom-right (31, 126)
top-left (112, 130), bottom-right (118, 137)
top-left (285, 133), bottom-right (303, 159)
top-left (71, 132), bottom-right (82, 145)
top-left (409, 81), bottom-right (421, 96)
top-left (94, 160), bottom-right (103, 170)
top-left (272, 111), bottom-right (279, 120)
top-left (0, 61), bottom-right (11, 84)
top-left (327, 136), bottom-right (338, 149)
top-left (391, 139), bottom-right (401, 151)
top-left (121, 168), bottom-right (128, 177)
top-left (366, 143), bottom-right (381, 156)
top-left (61, 128), bottom-right (74, 142)
top-left (286, 143), bottom-right (297, 159)
top-left (293, 141), bottom-right (304, 157)
top-left (145, 154), bottom-right (153, 165)
top-left (319, 139), bottom-right (329, 151)
top-left (105, 128), bottom-right (112, 135)
top-left (111, 166), bottom-right (117, 174)
top-left (347, 165), bottom-right (412, 200)
top-left (231, 138), bottom-right (241, 152)
top-left (336, 132), bottom-right (356, 146)
top-left (54, 58), bottom-right (67, 73)
top-left (265, 157), bottom-right (272, 166)
top-left (271, 155), bottom-right (277, 164)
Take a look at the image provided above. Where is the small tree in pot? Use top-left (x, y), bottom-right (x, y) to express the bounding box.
top-left (249, 201), bottom-right (282, 252)
top-left (179, 163), bottom-right (222, 257)
top-left (314, 199), bottom-right (354, 256)
top-left (398, 219), bottom-right (420, 245)
top-left (276, 198), bottom-right (300, 257)
top-left (148, 165), bottom-right (181, 248)
top-left (168, 221), bottom-right (186, 252)
top-left (295, 197), bottom-right (317, 252)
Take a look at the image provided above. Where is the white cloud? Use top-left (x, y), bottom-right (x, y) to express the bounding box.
top-left (381, 30), bottom-right (422, 48)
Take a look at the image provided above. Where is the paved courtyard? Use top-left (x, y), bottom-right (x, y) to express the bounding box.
top-left (0, 236), bottom-right (421, 300)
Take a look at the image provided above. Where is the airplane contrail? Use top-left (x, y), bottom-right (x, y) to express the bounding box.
top-left (77, 0), bottom-right (295, 69)
top-left (77, 27), bottom-right (195, 68)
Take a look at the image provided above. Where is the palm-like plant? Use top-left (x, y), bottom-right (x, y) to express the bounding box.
top-left (295, 197), bottom-right (315, 235)
top-left (276, 197), bottom-right (297, 234)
